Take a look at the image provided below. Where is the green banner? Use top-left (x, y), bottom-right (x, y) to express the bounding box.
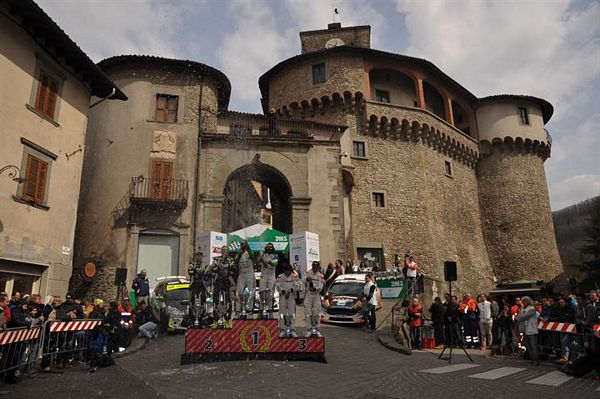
top-left (227, 224), bottom-right (289, 252)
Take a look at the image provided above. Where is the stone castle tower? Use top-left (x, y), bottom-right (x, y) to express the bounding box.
top-left (258, 23), bottom-right (563, 293)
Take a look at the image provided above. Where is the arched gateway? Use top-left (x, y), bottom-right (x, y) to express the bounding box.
top-left (222, 163), bottom-right (293, 233)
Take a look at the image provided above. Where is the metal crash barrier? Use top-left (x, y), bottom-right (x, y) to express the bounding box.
top-left (536, 321), bottom-right (590, 360)
top-left (40, 319), bottom-right (102, 368)
top-left (0, 326), bottom-right (42, 374)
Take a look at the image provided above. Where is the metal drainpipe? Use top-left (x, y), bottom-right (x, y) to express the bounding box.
top-left (89, 87), bottom-right (116, 108)
top-left (192, 76), bottom-right (205, 258)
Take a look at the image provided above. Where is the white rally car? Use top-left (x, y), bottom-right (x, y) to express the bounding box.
top-left (321, 274), bottom-right (382, 324)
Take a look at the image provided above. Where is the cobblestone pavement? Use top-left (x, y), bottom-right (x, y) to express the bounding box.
top-left (7, 316), bottom-right (600, 398)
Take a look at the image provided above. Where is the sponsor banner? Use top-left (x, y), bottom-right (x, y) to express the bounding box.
top-left (196, 231), bottom-right (228, 265)
top-left (185, 320), bottom-right (324, 354)
top-left (376, 278), bottom-right (407, 299)
top-left (290, 231), bottom-right (320, 276)
top-left (228, 224), bottom-right (289, 252)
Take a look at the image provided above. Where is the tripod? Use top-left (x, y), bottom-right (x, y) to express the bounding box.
top-left (438, 281), bottom-right (474, 364)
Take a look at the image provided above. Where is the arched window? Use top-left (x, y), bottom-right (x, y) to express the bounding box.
top-left (423, 81), bottom-right (446, 120)
top-left (451, 100), bottom-right (472, 136)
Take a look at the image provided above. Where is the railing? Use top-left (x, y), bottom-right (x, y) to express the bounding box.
top-left (129, 176), bottom-right (189, 204)
top-left (213, 111), bottom-right (345, 141)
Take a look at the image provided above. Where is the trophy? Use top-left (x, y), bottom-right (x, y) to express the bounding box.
top-left (193, 293), bottom-right (202, 327)
top-left (260, 288), bottom-right (271, 320)
top-left (216, 291), bottom-right (226, 329)
top-left (240, 286), bottom-right (250, 320)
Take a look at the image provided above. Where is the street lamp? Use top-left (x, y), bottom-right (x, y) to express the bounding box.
top-left (0, 165), bottom-right (26, 183)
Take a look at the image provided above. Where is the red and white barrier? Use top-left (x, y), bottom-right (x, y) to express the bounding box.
top-left (537, 321), bottom-right (577, 333)
top-left (594, 324), bottom-right (599, 332)
top-left (50, 320), bottom-right (102, 332)
top-left (0, 326), bottom-right (41, 345)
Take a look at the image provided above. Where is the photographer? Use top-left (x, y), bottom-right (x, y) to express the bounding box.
top-left (404, 254), bottom-right (419, 296)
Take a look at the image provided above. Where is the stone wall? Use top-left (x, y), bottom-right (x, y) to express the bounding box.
top-left (350, 129), bottom-right (495, 297)
top-left (268, 54), bottom-right (365, 112)
top-left (477, 148), bottom-right (564, 284)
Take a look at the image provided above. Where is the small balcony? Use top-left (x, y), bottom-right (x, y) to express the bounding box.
top-left (129, 176), bottom-right (189, 208)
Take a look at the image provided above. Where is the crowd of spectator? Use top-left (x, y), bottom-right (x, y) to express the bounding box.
top-left (413, 290), bottom-right (600, 377)
top-left (0, 270), bottom-right (157, 382)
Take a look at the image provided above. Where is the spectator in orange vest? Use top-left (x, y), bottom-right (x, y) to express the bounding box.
top-left (460, 294), bottom-right (479, 348)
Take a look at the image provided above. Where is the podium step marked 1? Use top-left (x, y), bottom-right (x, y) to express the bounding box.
top-left (181, 319), bottom-right (326, 364)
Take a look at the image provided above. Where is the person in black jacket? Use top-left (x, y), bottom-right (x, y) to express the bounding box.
top-left (8, 299), bottom-right (31, 328)
top-left (548, 297), bottom-right (576, 364)
top-left (429, 297), bottom-right (446, 347)
top-left (444, 295), bottom-right (462, 347)
top-left (5, 299), bottom-right (31, 383)
top-left (62, 293), bottom-right (83, 320)
top-left (132, 270), bottom-right (150, 304)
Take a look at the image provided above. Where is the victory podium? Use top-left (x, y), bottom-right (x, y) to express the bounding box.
top-left (181, 319), bottom-right (325, 364)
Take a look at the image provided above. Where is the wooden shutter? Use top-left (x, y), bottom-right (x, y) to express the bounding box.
top-left (22, 154), bottom-right (49, 204)
top-left (45, 79), bottom-right (59, 119)
top-left (23, 155), bottom-right (39, 202)
top-left (34, 70), bottom-right (59, 119)
top-left (150, 160), bottom-right (162, 198)
top-left (160, 161), bottom-right (173, 200)
top-left (35, 160), bottom-right (48, 204)
top-left (166, 96), bottom-right (178, 122)
top-left (150, 160), bottom-right (173, 200)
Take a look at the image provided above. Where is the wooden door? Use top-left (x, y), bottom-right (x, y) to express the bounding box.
top-left (150, 160), bottom-right (173, 200)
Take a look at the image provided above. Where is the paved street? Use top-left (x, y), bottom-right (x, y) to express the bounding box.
top-left (7, 317), bottom-right (599, 399)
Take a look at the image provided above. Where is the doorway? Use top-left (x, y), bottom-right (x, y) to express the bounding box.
top-left (137, 229), bottom-right (180, 286)
top-left (150, 160), bottom-right (173, 200)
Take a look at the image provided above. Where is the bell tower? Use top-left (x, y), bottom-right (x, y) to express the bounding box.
top-left (299, 23), bottom-right (371, 54)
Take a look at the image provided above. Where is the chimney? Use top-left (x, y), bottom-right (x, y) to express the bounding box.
top-left (327, 22), bottom-right (341, 30)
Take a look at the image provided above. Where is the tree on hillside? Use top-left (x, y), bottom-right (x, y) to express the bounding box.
top-left (581, 197), bottom-right (600, 278)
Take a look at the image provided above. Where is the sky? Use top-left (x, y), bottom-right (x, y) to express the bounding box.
top-left (36, 0), bottom-right (600, 210)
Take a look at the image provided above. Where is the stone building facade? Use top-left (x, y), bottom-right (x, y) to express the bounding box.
top-left (0, 0), bottom-right (125, 297)
top-left (76, 23), bottom-right (563, 299)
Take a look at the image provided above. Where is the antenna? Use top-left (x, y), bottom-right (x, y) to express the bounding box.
top-left (332, 2), bottom-right (339, 23)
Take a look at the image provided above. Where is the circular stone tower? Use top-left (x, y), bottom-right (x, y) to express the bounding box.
top-left (476, 95), bottom-right (563, 284)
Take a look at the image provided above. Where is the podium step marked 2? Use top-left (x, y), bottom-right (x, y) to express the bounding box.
top-left (181, 319), bottom-right (325, 364)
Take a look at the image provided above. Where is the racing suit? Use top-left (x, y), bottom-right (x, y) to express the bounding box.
top-left (236, 250), bottom-right (256, 315)
top-left (212, 256), bottom-right (236, 324)
top-left (276, 271), bottom-right (300, 335)
top-left (304, 269), bottom-right (325, 336)
top-left (259, 252), bottom-right (278, 317)
top-left (187, 261), bottom-right (207, 323)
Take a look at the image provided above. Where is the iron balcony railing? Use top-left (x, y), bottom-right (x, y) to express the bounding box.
top-left (129, 176), bottom-right (189, 205)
